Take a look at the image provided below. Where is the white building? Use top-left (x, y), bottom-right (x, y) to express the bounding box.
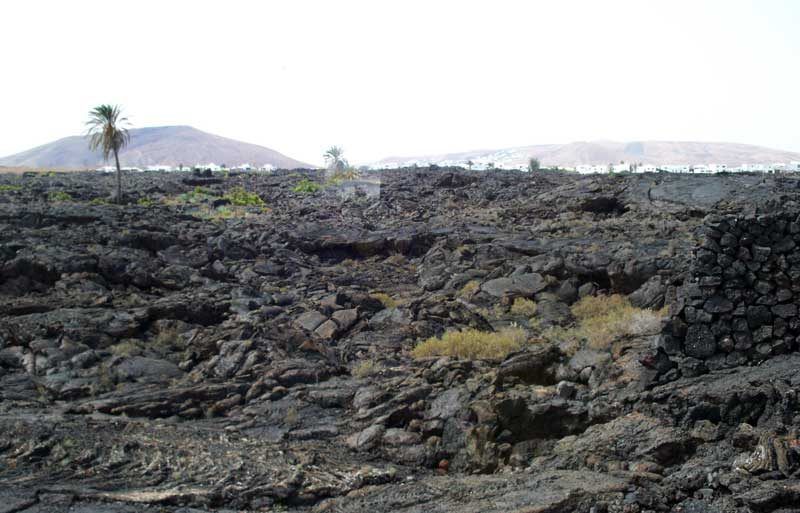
top-left (789, 162), bottom-right (800, 172)
top-left (708, 164), bottom-right (728, 173)
top-left (196, 163), bottom-right (222, 172)
top-left (693, 165), bottom-right (710, 174)
top-left (636, 164), bottom-right (657, 173)
top-left (661, 165), bottom-right (691, 173)
top-left (612, 163), bottom-right (631, 173)
top-left (146, 164), bottom-right (173, 172)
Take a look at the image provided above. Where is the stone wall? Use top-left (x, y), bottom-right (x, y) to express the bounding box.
top-left (660, 212), bottom-right (800, 373)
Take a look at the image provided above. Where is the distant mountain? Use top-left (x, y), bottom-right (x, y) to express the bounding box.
top-left (374, 141), bottom-right (800, 169)
top-left (0, 126), bottom-right (312, 169)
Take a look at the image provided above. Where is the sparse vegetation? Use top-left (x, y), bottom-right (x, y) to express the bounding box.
top-left (89, 197), bottom-right (110, 205)
top-left (352, 359), bottom-right (380, 378)
top-left (293, 178), bottom-right (323, 194)
top-left (543, 294), bottom-right (665, 350)
top-left (370, 292), bottom-right (397, 309)
top-left (109, 341), bottom-right (143, 357)
top-left (458, 280), bottom-right (481, 298)
top-left (166, 186), bottom-right (215, 205)
top-left (48, 191), bottom-right (73, 202)
top-left (510, 297), bottom-right (538, 317)
top-left (0, 185), bottom-right (21, 192)
top-left (411, 327), bottom-right (529, 360)
top-left (224, 187), bottom-right (265, 206)
top-left (137, 197), bottom-right (155, 207)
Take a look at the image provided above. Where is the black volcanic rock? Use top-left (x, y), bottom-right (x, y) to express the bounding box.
top-left (2, 169), bottom-right (800, 512)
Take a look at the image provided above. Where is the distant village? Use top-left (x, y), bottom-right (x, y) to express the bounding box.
top-left (97, 160), bottom-right (800, 174)
top-left (96, 163), bottom-right (275, 173)
top-left (377, 160), bottom-right (800, 174)
top-left (573, 161), bottom-right (800, 174)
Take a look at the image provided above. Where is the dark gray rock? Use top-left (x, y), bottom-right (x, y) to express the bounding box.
top-left (684, 324), bottom-right (716, 358)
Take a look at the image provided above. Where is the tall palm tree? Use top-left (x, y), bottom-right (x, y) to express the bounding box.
top-left (86, 105), bottom-right (131, 203)
top-left (323, 146), bottom-right (347, 172)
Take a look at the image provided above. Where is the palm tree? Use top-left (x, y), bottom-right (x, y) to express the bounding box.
top-left (528, 157), bottom-right (541, 173)
top-left (323, 146), bottom-right (347, 172)
top-left (466, 160), bottom-right (474, 171)
top-left (86, 105), bottom-right (131, 203)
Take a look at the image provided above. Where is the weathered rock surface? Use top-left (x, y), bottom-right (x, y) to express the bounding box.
top-left (3, 169), bottom-right (800, 512)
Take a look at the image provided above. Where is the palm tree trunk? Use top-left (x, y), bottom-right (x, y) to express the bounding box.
top-left (114, 148), bottom-right (122, 204)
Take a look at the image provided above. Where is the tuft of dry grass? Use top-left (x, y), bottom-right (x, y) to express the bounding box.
top-left (510, 297), bottom-right (538, 317)
top-left (544, 294), bottom-right (665, 350)
top-left (109, 341), bottom-right (143, 357)
top-left (411, 327), bottom-right (529, 360)
top-left (370, 292), bottom-right (397, 309)
top-left (351, 359), bottom-right (380, 378)
top-left (457, 280), bottom-right (480, 298)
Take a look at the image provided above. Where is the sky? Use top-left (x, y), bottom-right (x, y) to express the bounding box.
top-left (1, 0), bottom-right (799, 166)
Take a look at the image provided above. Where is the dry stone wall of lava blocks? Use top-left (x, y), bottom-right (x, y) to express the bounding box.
top-left (660, 212), bottom-right (800, 373)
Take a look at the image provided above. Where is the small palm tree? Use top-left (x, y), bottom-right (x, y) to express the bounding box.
top-left (466, 160), bottom-right (474, 171)
top-left (323, 146), bottom-right (347, 172)
top-left (86, 105), bottom-right (131, 203)
top-left (528, 157), bottom-right (541, 173)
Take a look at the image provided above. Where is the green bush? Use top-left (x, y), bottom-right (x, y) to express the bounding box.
top-left (224, 187), bottom-right (265, 206)
top-left (293, 178), bottom-right (322, 194)
top-left (48, 191), bottom-right (73, 202)
top-left (0, 185), bottom-right (21, 192)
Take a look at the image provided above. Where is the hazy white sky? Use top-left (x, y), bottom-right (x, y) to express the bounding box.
top-left (2, 0), bottom-right (798, 165)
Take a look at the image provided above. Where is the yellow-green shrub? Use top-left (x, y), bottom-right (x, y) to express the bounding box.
top-left (458, 280), bottom-right (480, 298)
top-left (411, 327), bottom-right (528, 360)
top-left (370, 292), bottom-right (397, 309)
top-left (544, 294), bottom-right (664, 350)
top-left (510, 297), bottom-right (538, 317)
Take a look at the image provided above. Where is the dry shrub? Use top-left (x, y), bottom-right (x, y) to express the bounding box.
top-left (510, 297), bottom-right (538, 317)
top-left (458, 280), bottom-right (480, 298)
top-left (351, 359), bottom-right (380, 378)
top-left (370, 292), bottom-right (397, 309)
top-left (545, 294), bottom-right (665, 350)
top-left (411, 327), bottom-right (528, 360)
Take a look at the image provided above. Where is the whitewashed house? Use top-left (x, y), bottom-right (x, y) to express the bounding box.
top-left (693, 165), bottom-right (710, 174)
top-left (636, 164), bottom-right (657, 173)
top-left (612, 163), bottom-right (631, 173)
top-left (196, 163), bottom-right (222, 172)
top-left (789, 162), bottom-right (800, 172)
top-left (708, 164), bottom-right (727, 173)
top-left (576, 165), bottom-right (594, 174)
top-left (146, 164), bottom-right (173, 172)
top-left (662, 165), bottom-right (691, 173)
